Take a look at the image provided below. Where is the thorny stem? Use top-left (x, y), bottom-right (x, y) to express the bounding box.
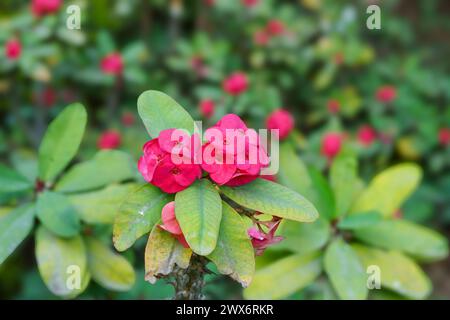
top-left (172, 254), bottom-right (208, 300)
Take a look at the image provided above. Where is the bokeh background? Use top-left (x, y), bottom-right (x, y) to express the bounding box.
top-left (0, 0), bottom-right (449, 299)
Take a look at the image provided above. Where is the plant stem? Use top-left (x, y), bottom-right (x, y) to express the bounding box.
top-left (173, 254), bottom-right (207, 300)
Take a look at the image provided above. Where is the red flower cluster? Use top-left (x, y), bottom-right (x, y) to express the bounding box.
top-left (327, 99), bottom-right (340, 114)
top-left (241, 0), bottom-right (259, 7)
top-left (265, 109), bottom-right (295, 140)
top-left (5, 39), bottom-right (21, 60)
top-left (31, 0), bottom-right (61, 16)
top-left (253, 19), bottom-right (286, 46)
top-left (223, 72), bottom-right (248, 96)
top-left (138, 114), bottom-right (269, 193)
top-left (100, 53), bottom-right (123, 75)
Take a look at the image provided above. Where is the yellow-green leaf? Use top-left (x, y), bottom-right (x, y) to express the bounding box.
top-left (144, 224), bottom-right (192, 283)
top-left (175, 179), bottom-right (222, 256)
top-left (55, 150), bottom-right (136, 193)
top-left (221, 178), bottom-right (318, 223)
top-left (351, 244), bottom-right (431, 299)
top-left (207, 202), bottom-right (255, 287)
top-left (35, 226), bottom-right (89, 298)
top-left (243, 252), bottom-right (322, 299)
top-left (69, 183), bottom-right (137, 224)
top-left (38, 103), bottom-right (87, 182)
top-left (353, 219), bottom-right (448, 262)
top-left (350, 163), bottom-right (422, 217)
top-left (0, 204), bottom-right (35, 265)
top-left (273, 217), bottom-right (330, 255)
top-left (330, 153), bottom-right (358, 217)
top-left (324, 238), bottom-right (368, 300)
top-left (137, 90), bottom-right (197, 138)
top-left (85, 237), bottom-right (135, 291)
top-left (113, 184), bottom-right (172, 252)
top-left (36, 191), bottom-right (80, 238)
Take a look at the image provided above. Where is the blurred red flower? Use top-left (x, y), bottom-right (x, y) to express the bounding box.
top-left (376, 85), bottom-right (397, 103)
top-left (327, 99), bottom-right (340, 114)
top-left (242, 0), bottom-right (259, 7)
top-left (357, 125), bottom-right (377, 146)
top-left (97, 130), bottom-right (122, 150)
top-left (31, 0), bottom-right (61, 16)
top-left (5, 39), bottom-right (21, 60)
top-left (253, 30), bottom-right (270, 46)
top-left (199, 99), bottom-right (215, 118)
top-left (222, 72), bottom-right (248, 96)
top-left (321, 133), bottom-right (342, 159)
top-left (266, 20), bottom-right (285, 36)
top-left (266, 109), bottom-right (295, 140)
top-left (121, 112), bottom-right (135, 127)
top-left (439, 128), bottom-right (450, 146)
top-left (100, 53), bottom-right (123, 75)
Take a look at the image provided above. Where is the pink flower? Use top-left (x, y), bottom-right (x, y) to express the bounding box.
top-left (121, 112), bottom-right (135, 127)
top-left (321, 133), bottom-right (342, 159)
top-left (97, 130), bottom-right (122, 150)
top-left (334, 52), bottom-right (344, 65)
top-left (253, 30), bottom-right (270, 46)
top-left (242, 0), bottom-right (259, 7)
top-left (31, 0), bottom-right (61, 16)
top-left (100, 53), bottom-right (123, 75)
top-left (248, 217), bottom-right (283, 255)
top-left (439, 128), bottom-right (450, 146)
top-left (199, 99), bottom-right (215, 118)
top-left (138, 129), bottom-right (202, 193)
top-left (357, 125), bottom-right (377, 146)
top-left (327, 99), bottom-right (340, 114)
top-left (5, 39), bottom-right (21, 60)
top-left (202, 114), bottom-right (269, 186)
top-left (376, 85), bottom-right (397, 103)
top-left (223, 72), bottom-right (248, 96)
top-left (266, 109), bottom-right (295, 140)
top-left (159, 201), bottom-right (189, 248)
top-left (266, 20), bottom-right (285, 36)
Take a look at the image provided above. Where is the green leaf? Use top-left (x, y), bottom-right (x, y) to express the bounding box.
top-left (330, 153), bottom-right (358, 218)
top-left (35, 226), bottom-right (89, 298)
top-left (277, 142), bottom-right (334, 220)
top-left (273, 218), bottom-right (330, 255)
top-left (175, 179), bottom-right (222, 256)
top-left (38, 103), bottom-right (87, 182)
top-left (85, 237), bottom-right (135, 291)
top-left (351, 244), bottom-right (432, 299)
top-left (144, 224), bottom-right (192, 283)
top-left (0, 164), bottom-right (33, 195)
top-left (353, 219), bottom-right (448, 262)
top-left (137, 90), bottom-right (197, 138)
top-left (337, 211), bottom-right (382, 230)
top-left (113, 184), bottom-right (172, 252)
top-left (243, 252), bottom-right (322, 299)
top-left (36, 191), bottom-right (80, 238)
top-left (207, 202), bottom-right (255, 287)
top-left (350, 164), bottom-right (422, 218)
top-left (69, 183), bottom-right (137, 225)
top-left (55, 150), bottom-right (136, 193)
top-left (221, 178), bottom-right (319, 223)
top-left (0, 204), bottom-right (35, 265)
top-left (324, 238), bottom-right (368, 300)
